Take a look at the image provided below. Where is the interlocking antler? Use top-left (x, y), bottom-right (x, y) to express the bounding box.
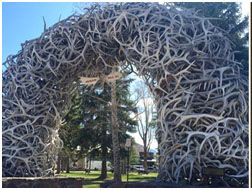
top-left (2, 2), bottom-right (248, 184)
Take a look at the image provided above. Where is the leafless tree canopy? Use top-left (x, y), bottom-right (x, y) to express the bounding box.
top-left (2, 2), bottom-right (248, 183)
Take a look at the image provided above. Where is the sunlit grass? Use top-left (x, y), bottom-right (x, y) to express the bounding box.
top-left (122, 171), bottom-right (157, 182)
top-left (59, 170), bottom-right (158, 188)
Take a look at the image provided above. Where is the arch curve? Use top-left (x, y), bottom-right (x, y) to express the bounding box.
top-left (3, 3), bottom-right (248, 183)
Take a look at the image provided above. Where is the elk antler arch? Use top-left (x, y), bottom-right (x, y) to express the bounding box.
top-left (2, 3), bottom-right (248, 183)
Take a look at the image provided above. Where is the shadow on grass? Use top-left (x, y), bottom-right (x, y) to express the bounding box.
top-left (82, 173), bottom-right (102, 177)
top-left (83, 180), bottom-right (104, 188)
top-left (60, 171), bottom-right (158, 188)
top-left (127, 176), bottom-right (156, 181)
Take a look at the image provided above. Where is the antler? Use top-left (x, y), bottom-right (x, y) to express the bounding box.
top-left (2, 2), bottom-right (248, 184)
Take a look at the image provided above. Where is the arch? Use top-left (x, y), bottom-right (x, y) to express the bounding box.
top-left (2, 3), bottom-right (248, 183)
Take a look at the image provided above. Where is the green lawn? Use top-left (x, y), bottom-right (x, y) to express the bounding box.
top-left (59, 171), bottom-right (158, 188)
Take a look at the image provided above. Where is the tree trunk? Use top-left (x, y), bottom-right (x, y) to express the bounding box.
top-left (56, 153), bottom-right (61, 174)
top-left (61, 157), bottom-right (65, 172)
top-left (121, 159), bottom-right (126, 174)
top-left (66, 156), bottom-right (70, 173)
top-left (89, 157), bottom-right (92, 170)
top-left (99, 127), bottom-right (108, 179)
top-left (111, 80), bottom-right (121, 183)
top-left (100, 159), bottom-right (107, 179)
top-left (143, 143), bottom-right (148, 172)
top-left (86, 158), bottom-right (89, 170)
top-left (83, 156), bottom-right (86, 170)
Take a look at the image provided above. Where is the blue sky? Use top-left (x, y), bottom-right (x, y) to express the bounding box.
top-left (2, 2), bottom-right (249, 63)
top-left (2, 2), bottom-right (76, 62)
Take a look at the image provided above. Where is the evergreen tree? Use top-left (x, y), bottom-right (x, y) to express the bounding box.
top-left (172, 2), bottom-right (248, 79)
top-left (59, 77), bottom-right (138, 180)
top-left (129, 138), bottom-right (139, 165)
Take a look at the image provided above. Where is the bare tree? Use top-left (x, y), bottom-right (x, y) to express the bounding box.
top-left (134, 81), bottom-right (155, 172)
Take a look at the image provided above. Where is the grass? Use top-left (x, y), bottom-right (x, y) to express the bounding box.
top-left (59, 171), bottom-right (158, 188)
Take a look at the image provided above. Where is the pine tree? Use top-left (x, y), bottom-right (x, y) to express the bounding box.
top-left (173, 2), bottom-right (248, 79)
top-left (59, 77), bottom-right (138, 180)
